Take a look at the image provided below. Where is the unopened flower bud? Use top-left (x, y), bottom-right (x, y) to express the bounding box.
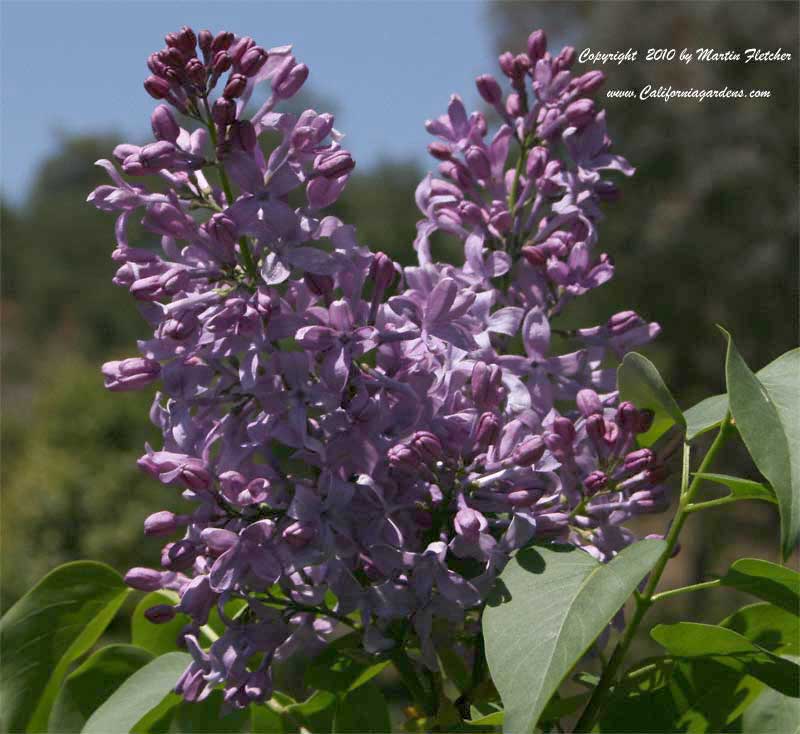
top-left (527, 30), bottom-right (547, 62)
top-left (370, 252), bottom-right (396, 292)
top-left (282, 521), bottom-right (315, 548)
top-left (228, 36), bottom-right (254, 65)
top-left (102, 358), bottom-right (160, 391)
top-left (475, 412), bottom-right (500, 449)
top-left (507, 489), bottom-right (541, 507)
top-left (229, 120), bottom-right (257, 151)
top-left (144, 75), bottom-right (171, 99)
top-left (576, 389), bottom-right (602, 417)
top-left (498, 52), bottom-right (515, 78)
top-left (125, 567), bottom-right (163, 591)
top-left (223, 72), bottom-right (247, 99)
top-left (573, 70), bottom-right (605, 95)
top-left (411, 431), bottom-right (443, 463)
top-left (316, 150), bottom-right (355, 178)
top-left (428, 142), bottom-right (452, 161)
top-left (163, 539), bottom-right (196, 571)
top-left (211, 31), bottom-right (234, 53)
top-left (583, 470), bottom-right (608, 496)
top-left (212, 97), bottom-right (237, 126)
top-left (274, 63), bottom-right (308, 99)
top-left (151, 105), bottom-right (180, 143)
top-left (212, 51), bottom-right (232, 76)
top-left (140, 140), bottom-right (178, 169)
top-left (475, 74), bottom-right (503, 105)
top-left (454, 507), bottom-right (484, 537)
top-left (144, 510), bottom-right (182, 536)
top-left (505, 92), bottom-right (522, 117)
top-left (388, 444), bottom-right (421, 473)
top-left (553, 416), bottom-right (576, 444)
top-left (240, 46), bottom-right (269, 76)
top-left (145, 604), bottom-right (177, 623)
top-left (465, 145), bottom-right (491, 180)
top-left (198, 29), bottom-right (213, 58)
top-left (554, 45), bottom-right (576, 72)
top-left (304, 273), bottom-right (334, 297)
top-left (616, 401), bottom-right (639, 432)
top-left (565, 99), bottom-right (596, 129)
top-left (512, 435), bottom-right (545, 466)
top-left (624, 448), bottom-right (656, 473)
top-left (636, 410), bottom-right (655, 434)
top-left (185, 58), bottom-right (207, 86)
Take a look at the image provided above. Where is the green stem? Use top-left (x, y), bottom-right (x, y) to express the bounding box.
top-left (650, 578), bottom-right (721, 603)
top-left (573, 415), bottom-right (733, 732)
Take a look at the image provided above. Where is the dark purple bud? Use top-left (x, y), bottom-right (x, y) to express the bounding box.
top-left (411, 431), bottom-right (443, 463)
top-left (586, 414), bottom-right (607, 447)
top-left (521, 245), bottom-right (547, 267)
top-left (211, 31), bottom-right (234, 53)
top-left (576, 389), bottom-right (603, 417)
top-left (512, 53), bottom-right (531, 79)
top-left (475, 412), bottom-right (500, 449)
top-left (527, 30), bottom-right (547, 62)
top-left (140, 140), bottom-right (178, 169)
top-left (465, 145), bottom-right (491, 180)
top-left (616, 401), bottom-right (639, 433)
top-left (476, 74), bottom-right (503, 105)
top-left (185, 58), bottom-right (207, 86)
top-left (125, 567), bottom-right (163, 591)
top-left (198, 29), bottom-right (213, 58)
top-left (553, 416), bottom-right (576, 444)
top-left (144, 510), bottom-right (182, 536)
top-left (274, 63), bottom-right (308, 99)
top-left (144, 75), bottom-right (171, 99)
top-left (554, 45), bottom-right (577, 72)
top-left (414, 508), bottom-right (433, 529)
top-left (179, 461), bottom-right (212, 491)
top-left (212, 51), bottom-right (232, 76)
top-left (388, 444), bottom-right (421, 473)
top-left (222, 72), bottom-right (247, 99)
top-left (428, 142), bottom-right (452, 161)
top-left (206, 212), bottom-right (237, 247)
top-left (565, 99), bottom-right (596, 129)
top-left (304, 273), bottom-right (334, 297)
top-left (454, 507), bottom-right (484, 537)
top-left (608, 310), bottom-right (642, 335)
top-left (458, 201), bottom-right (483, 226)
top-left (544, 432), bottom-right (572, 462)
top-left (102, 358), bottom-right (160, 391)
top-left (512, 435), bottom-right (546, 466)
top-left (228, 36), bottom-right (255, 65)
top-left (163, 540), bottom-right (196, 571)
top-left (212, 97), bottom-right (237, 126)
top-left (317, 150), bottom-right (355, 178)
top-left (151, 105), bottom-right (180, 143)
top-left (573, 70), bottom-right (606, 95)
top-left (147, 53), bottom-right (168, 78)
top-left (159, 47), bottom-right (186, 70)
top-left (240, 46), bottom-right (269, 76)
top-left (369, 252), bottom-right (396, 293)
top-left (145, 604), bottom-right (177, 623)
top-left (583, 470), bottom-right (608, 496)
top-left (498, 51), bottom-right (516, 78)
top-left (624, 448), bottom-right (657, 473)
top-left (526, 146), bottom-right (548, 179)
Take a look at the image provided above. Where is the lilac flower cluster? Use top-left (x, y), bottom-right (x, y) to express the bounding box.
top-left (90, 26), bottom-right (665, 708)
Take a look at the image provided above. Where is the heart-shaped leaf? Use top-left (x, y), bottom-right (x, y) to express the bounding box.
top-left (651, 622), bottom-right (800, 697)
top-left (48, 644), bottom-right (153, 733)
top-left (0, 561), bottom-right (130, 733)
top-left (722, 333), bottom-right (799, 558)
top-left (483, 538), bottom-right (665, 733)
top-left (81, 651), bottom-right (191, 734)
top-left (618, 353), bottom-right (685, 445)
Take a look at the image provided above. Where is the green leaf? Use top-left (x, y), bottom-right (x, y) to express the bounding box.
top-left (81, 651), bottom-right (191, 734)
top-left (684, 394), bottom-right (729, 441)
top-left (48, 644), bottom-right (153, 733)
top-left (131, 590), bottom-right (185, 656)
top-left (483, 538), bottom-right (665, 733)
top-left (721, 602), bottom-right (800, 654)
top-left (651, 622), bottom-right (800, 697)
top-left (333, 681), bottom-right (391, 733)
top-left (597, 656), bottom-right (766, 733)
top-left (251, 703), bottom-right (287, 734)
top-left (741, 658), bottom-right (800, 733)
top-left (305, 641), bottom-right (389, 693)
top-left (684, 348), bottom-right (800, 443)
top-left (722, 333), bottom-right (799, 558)
top-left (720, 559), bottom-right (800, 616)
top-left (692, 473), bottom-right (776, 506)
top-left (0, 560), bottom-right (130, 733)
top-left (617, 352), bottom-right (685, 446)
top-left (173, 691), bottom-right (250, 733)
top-left (287, 691), bottom-right (337, 733)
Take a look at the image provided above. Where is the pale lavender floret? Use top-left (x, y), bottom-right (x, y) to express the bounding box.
top-left (90, 24), bottom-right (667, 708)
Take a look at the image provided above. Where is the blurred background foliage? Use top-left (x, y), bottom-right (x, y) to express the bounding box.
top-left (1, 1), bottom-right (797, 630)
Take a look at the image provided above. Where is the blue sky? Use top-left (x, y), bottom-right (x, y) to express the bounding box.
top-left (1, 1), bottom-right (497, 205)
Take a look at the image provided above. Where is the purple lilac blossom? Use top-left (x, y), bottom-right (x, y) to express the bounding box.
top-left (90, 26), bottom-right (665, 708)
